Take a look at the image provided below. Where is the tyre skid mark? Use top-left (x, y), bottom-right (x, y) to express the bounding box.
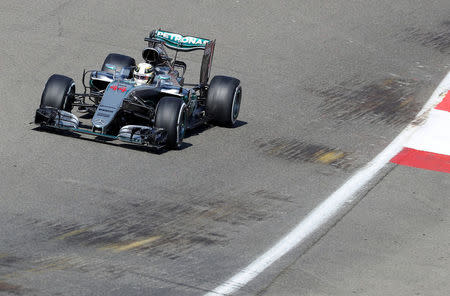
top-left (403, 21), bottom-right (450, 53)
top-left (33, 189), bottom-right (290, 259)
top-left (313, 77), bottom-right (422, 126)
top-left (256, 138), bottom-right (350, 169)
top-left (0, 281), bottom-right (22, 294)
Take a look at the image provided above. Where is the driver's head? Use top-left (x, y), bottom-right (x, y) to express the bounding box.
top-left (134, 63), bottom-right (155, 85)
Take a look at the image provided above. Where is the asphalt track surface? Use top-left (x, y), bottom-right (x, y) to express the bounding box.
top-left (0, 1), bottom-right (449, 295)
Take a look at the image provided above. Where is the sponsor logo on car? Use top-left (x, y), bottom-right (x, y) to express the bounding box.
top-left (93, 118), bottom-right (105, 125)
top-left (155, 30), bottom-right (209, 48)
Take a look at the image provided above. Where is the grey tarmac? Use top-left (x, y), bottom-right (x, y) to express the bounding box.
top-left (0, 1), bottom-right (449, 295)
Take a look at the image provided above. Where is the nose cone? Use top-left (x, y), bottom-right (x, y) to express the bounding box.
top-left (92, 82), bottom-right (130, 132)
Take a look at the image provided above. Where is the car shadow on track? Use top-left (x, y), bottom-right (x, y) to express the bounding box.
top-left (31, 126), bottom-right (181, 154)
top-left (31, 119), bottom-right (247, 154)
top-left (184, 120), bottom-right (247, 138)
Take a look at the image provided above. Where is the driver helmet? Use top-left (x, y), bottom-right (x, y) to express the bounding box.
top-left (134, 62), bottom-right (155, 85)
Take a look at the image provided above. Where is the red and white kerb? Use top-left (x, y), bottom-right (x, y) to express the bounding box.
top-left (391, 91), bottom-right (450, 173)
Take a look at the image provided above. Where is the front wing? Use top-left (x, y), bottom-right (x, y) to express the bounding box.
top-left (35, 107), bottom-right (167, 148)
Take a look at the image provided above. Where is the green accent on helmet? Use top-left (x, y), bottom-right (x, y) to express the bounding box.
top-left (105, 64), bottom-right (117, 71)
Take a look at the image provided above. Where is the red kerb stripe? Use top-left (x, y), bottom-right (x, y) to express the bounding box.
top-left (435, 91), bottom-right (450, 112)
top-left (391, 147), bottom-right (450, 173)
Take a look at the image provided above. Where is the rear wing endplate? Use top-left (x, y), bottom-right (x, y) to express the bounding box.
top-left (200, 39), bottom-right (215, 86)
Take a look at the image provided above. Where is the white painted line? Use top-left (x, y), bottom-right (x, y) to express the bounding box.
top-left (204, 72), bottom-right (450, 296)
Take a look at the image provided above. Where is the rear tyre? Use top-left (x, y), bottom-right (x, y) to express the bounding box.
top-left (40, 74), bottom-right (75, 112)
top-left (206, 75), bottom-right (242, 127)
top-left (101, 53), bottom-right (136, 76)
top-left (155, 97), bottom-right (187, 149)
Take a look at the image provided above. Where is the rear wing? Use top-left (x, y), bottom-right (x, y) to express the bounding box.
top-left (146, 29), bottom-right (211, 51)
top-left (145, 29), bottom-right (216, 86)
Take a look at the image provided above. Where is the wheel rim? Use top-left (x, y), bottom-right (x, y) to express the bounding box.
top-left (231, 86), bottom-right (242, 124)
top-left (177, 104), bottom-right (187, 145)
top-left (63, 83), bottom-right (75, 111)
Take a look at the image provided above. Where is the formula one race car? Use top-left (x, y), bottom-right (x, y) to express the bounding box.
top-left (34, 29), bottom-right (242, 149)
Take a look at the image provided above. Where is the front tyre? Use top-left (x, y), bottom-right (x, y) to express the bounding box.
top-left (206, 75), bottom-right (242, 127)
top-left (155, 97), bottom-right (187, 149)
top-left (40, 74), bottom-right (75, 112)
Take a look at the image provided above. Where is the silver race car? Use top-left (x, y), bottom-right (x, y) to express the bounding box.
top-left (34, 29), bottom-right (242, 149)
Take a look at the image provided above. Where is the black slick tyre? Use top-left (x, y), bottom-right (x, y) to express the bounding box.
top-left (101, 53), bottom-right (136, 75)
top-left (155, 97), bottom-right (187, 149)
top-left (40, 74), bottom-right (75, 112)
top-left (206, 75), bottom-right (242, 127)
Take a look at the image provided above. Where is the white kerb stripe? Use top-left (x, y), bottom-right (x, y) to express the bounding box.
top-left (204, 71), bottom-right (450, 296)
top-left (404, 109), bottom-right (450, 156)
